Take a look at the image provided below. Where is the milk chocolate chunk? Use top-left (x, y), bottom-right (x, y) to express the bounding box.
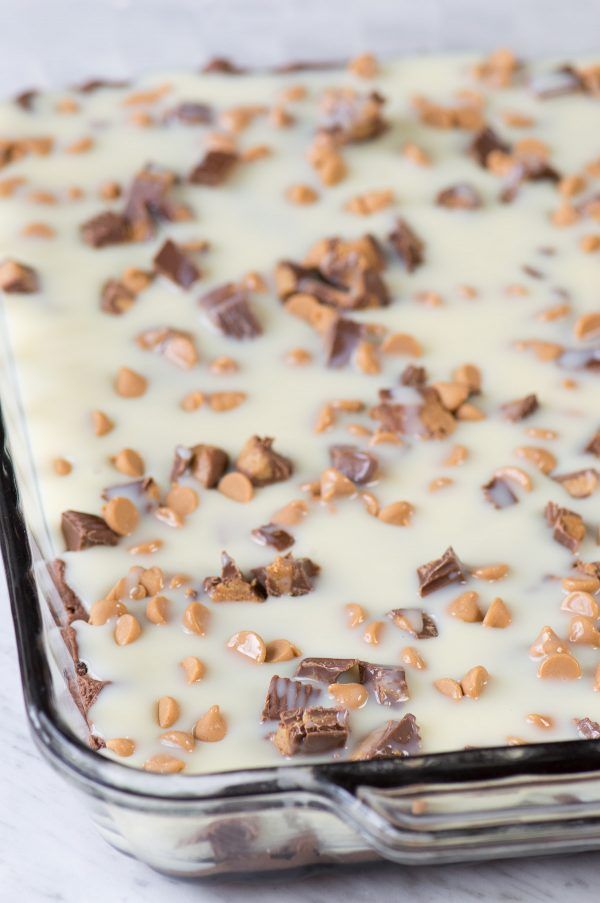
top-left (575, 717), bottom-right (600, 740)
top-left (189, 150), bottom-right (238, 186)
top-left (124, 166), bottom-right (186, 240)
top-left (482, 477), bottom-right (518, 509)
top-left (272, 707), bottom-right (349, 757)
top-left (236, 436), bottom-right (293, 487)
top-left (388, 218), bottom-right (425, 272)
top-left (318, 88), bottom-right (387, 144)
top-left (545, 501), bottom-right (586, 552)
top-left (323, 317), bottom-right (364, 367)
top-left (351, 713), bottom-right (421, 760)
top-left (360, 662), bottom-right (409, 706)
top-left (417, 546), bottom-right (468, 597)
top-left (558, 347), bottom-right (600, 373)
top-left (252, 553), bottom-right (320, 597)
top-left (153, 239), bottom-right (201, 288)
top-left (199, 282), bottom-right (262, 339)
top-left (100, 279), bottom-right (135, 315)
top-left (251, 523), bottom-right (295, 551)
top-left (585, 432), bottom-right (600, 458)
top-left (387, 608), bottom-right (438, 639)
top-left (101, 477), bottom-right (160, 511)
top-left (61, 510), bottom-right (120, 551)
top-left (166, 101), bottom-right (213, 124)
top-left (553, 468), bottom-right (599, 499)
top-left (501, 393), bottom-right (539, 422)
top-left (295, 657), bottom-right (360, 683)
top-left (329, 445), bottom-right (378, 484)
top-left (170, 443), bottom-right (229, 486)
top-left (401, 364), bottom-right (427, 387)
top-left (436, 183), bottom-right (482, 210)
top-left (62, 627), bottom-right (109, 716)
top-left (81, 211), bottom-right (131, 247)
top-left (531, 66), bottom-right (584, 99)
top-left (203, 551), bottom-right (266, 602)
top-left (49, 559), bottom-right (87, 624)
top-left (469, 126), bottom-right (511, 167)
top-left (0, 259), bottom-right (39, 293)
top-left (14, 89), bottom-right (38, 111)
top-left (261, 676), bottom-right (315, 721)
top-left (500, 158), bottom-right (561, 203)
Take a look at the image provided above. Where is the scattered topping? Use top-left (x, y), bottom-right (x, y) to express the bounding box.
top-left (252, 553), bottom-right (320, 597)
top-left (180, 656), bottom-right (205, 684)
top-left (102, 497), bottom-right (139, 536)
top-left (434, 678), bottom-right (464, 701)
top-left (360, 662), bottom-right (409, 706)
top-left (52, 457), bottom-right (72, 476)
top-left (529, 625), bottom-right (567, 658)
top-left (575, 718), bottom-right (600, 740)
top-left (113, 448), bottom-right (144, 478)
top-left (400, 647), bottom-right (427, 670)
top-left (218, 471), bottom-right (254, 503)
top-left (286, 184), bottom-right (319, 205)
top-left (0, 259), bottom-right (39, 293)
top-left (146, 595), bottom-right (169, 625)
top-left (91, 410), bottom-right (114, 436)
top-left (501, 394), bottom-right (539, 421)
top-left (251, 523), bottom-right (294, 551)
top-left (329, 445), bottom-right (378, 484)
top-left (89, 598), bottom-right (127, 626)
top-left (106, 738), bottom-right (135, 757)
top-left (482, 476), bottom-right (518, 509)
top-left (236, 436), bottom-right (293, 487)
top-left (436, 183), bottom-right (482, 209)
top-left (115, 366), bottom-right (147, 398)
top-left (265, 639), bottom-right (301, 663)
top-left (351, 714), bottom-right (421, 760)
top-left (447, 591), bottom-right (482, 623)
top-left (537, 651), bottom-right (582, 680)
top-left (172, 443), bottom-right (229, 487)
top-left (471, 562), bottom-right (510, 581)
top-left (144, 755), bottom-right (185, 774)
top-left (182, 601), bottom-right (210, 635)
top-left (272, 707), bottom-right (349, 757)
top-left (345, 603), bottom-right (367, 628)
top-left (460, 665), bottom-right (490, 699)
top-left (318, 88), bottom-right (387, 144)
top-left (199, 282), bottom-right (262, 339)
top-left (166, 484), bottom-right (198, 517)
top-left (328, 683), bottom-right (368, 709)
top-left (203, 552), bottom-right (265, 602)
top-left (552, 468), bottom-right (599, 499)
top-left (194, 705), bottom-right (227, 742)
top-left (227, 630), bottom-right (267, 664)
top-left (114, 613), bottom-right (142, 646)
top-left (189, 149), bottom-right (238, 186)
top-left (387, 608), bottom-right (438, 638)
top-left (261, 676), bottom-right (315, 722)
top-left (160, 730), bottom-right (195, 753)
top-left (515, 446), bottom-right (556, 474)
top-left (388, 218), bottom-right (424, 272)
top-left (136, 326), bottom-right (199, 369)
top-left (545, 501), bottom-right (586, 552)
top-left (61, 510), bottom-right (119, 551)
top-left (153, 238), bottom-right (201, 288)
top-left (362, 620), bottom-right (384, 644)
top-left (417, 547), bottom-right (468, 596)
top-left (482, 597), bottom-right (512, 628)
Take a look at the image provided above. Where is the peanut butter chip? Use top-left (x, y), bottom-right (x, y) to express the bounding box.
top-left (568, 615), bottom-right (600, 647)
top-left (265, 639), bottom-right (301, 663)
top-left (328, 682), bottom-right (369, 709)
top-left (444, 445), bottom-right (468, 467)
top-left (144, 755), bottom-right (185, 774)
top-left (574, 312), bottom-right (600, 341)
top-left (91, 410), bottom-right (113, 436)
top-left (401, 646), bottom-right (427, 670)
top-left (538, 652), bottom-right (582, 680)
top-left (363, 620), bottom-right (384, 644)
top-left (271, 499), bottom-right (308, 526)
top-left (114, 613), bottom-right (142, 646)
top-left (157, 695), bottom-right (180, 728)
top-left (129, 538), bottom-right (163, 555)
top-left (382, 332), bottom-right (423, 357)
top-left (89, 597), bottom-right (127, 626)
top-left (160, 730), bottom-right (196, 753)
top-left (103, 496), bottom-right (140, 536)
top-left (460, 665), bottom-right (489, 699)
top-left (209, 391), bottom-right (247, 412)
top-left (482, 597), bottom-right (512, 629)
top-left (166, 484), bottom-right (199, 517)
top-left (562, 575), bottom-right (600, 594)
top-left (52, 457), bottom-right (72, 476)
top-left (529, 626), bottom-right (567, 658)
top-left (115, 366), bottom-right (147, 398)
top-left (447, 591), bottom-right (482, 623)
top-left (182, 601), bottom-right (210, 636)
top-left (181, 390), bottom-right (205, 412)
top-left (154, 506), bottom-right (184, 528)
top-left (218, 471), bottom-right (254, 503)
top-left (526, 713), bottom-right (554, 730)
top-left (180, 656), bottom-right (205, 683)
top-left (493, 466), bottom-right (533, 492)
top-left (320, 467), bottom-right (356, 502)
top-left (114, 448), bottom-right (145, 477)
top-left (434, 678), bottom-right (464, 701)
top-left (106, 738), bottom-right (135, 757)
top-left (345, 602), bottom-right (367, 628)
top-left (561, 591), bottom-right (599, 619)
top-left (514, 446), bottom-right (556, 474)
top-left (378, 501), bottom-right (414, 526)
top-left (194, 705), bottom-right (227, 742)
top-left (146, 594), bottom-right (169, 625)
top-left (227, 630), bottom-right (266, 663)
top-left (472, 563), bottom-right (510, 582)
top-left (286, 184), bottom-right (319, 205)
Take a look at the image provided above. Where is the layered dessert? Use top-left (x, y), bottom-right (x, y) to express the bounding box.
top-left (1, 50), bottom-right (599, 774)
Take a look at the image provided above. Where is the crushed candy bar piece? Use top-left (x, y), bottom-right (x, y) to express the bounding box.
top-left (80, 211), bottom-right (130, 247)
top-left (552, 468), bottom-right (599, 499)
top-left (236, 435), bottom-right (293, 486)
top-left (482, 476), bottom-right (518, 509)
top-left (199, 282), bottom-right (262, 339)
top-left (261, 676), bottom-right (315, 722)
top-left (387, 608), bottom-right (438, 639)
top-left (417, 547), bottom-right (468, 596)
top-left (531, 66), bottom-right (584, 99)
top-left (123, 166), bottom-right (188, 241)
top-left (166, 101), bottom-right (213, 124)
top-left (388, 218), bottom-right (425, 272)
top-left (0, 259), bottom-right (39, 293)
top-left (189, 149), bottom-right (238, 185)
top-left (501, 393), bottom-right (539, 421)
top-left (318, 88), bottom-right (387, 144)
top-left (102, 476), bottom-right (160, 512)
top-left (203, 551), bottom-right (266, 602)
top-left (351, 714), bottom-right (421, 760)
top-left (575, 717), bottom-right (600, 740)
top-left (272, 707), bottom-right (349, 757)
top-left (329, 445), bottom-right (378, 484)
top-left (436, 183), bottom-right (482, 209)
top-left (585, 432), bottom-right (600, 458)
top-left (252, 553), bottom-right (320, 597)
top-left (61, 510), bottom-right (119, 551)
top-left (545, 501), bottom-right (586, 552)
top-left (469, 126), bottom-right (511, 167)
top-left (153, 238), bottom-right (201, 288)
top-left (295, 657), bottom-right (360, 683)
top-left (323, 317), bottom-right (364, 367)
top-left (360, 661), bottom-right (410, 706)
top-left (251, 523), bottom-right (295, 551)
top-left (100, 279), bottom-right (135, 315)
top-left (136, 326), bottom-right (199, 369)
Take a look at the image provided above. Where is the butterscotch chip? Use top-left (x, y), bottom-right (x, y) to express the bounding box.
top-left (166, 484), bottom-right (198, 517)
top-left (574, 311), bottom-right (600, 341)
top-left (453, 363), bottom-right (481, 394)
top-left (482, 597), bottom-right (512, 628)
top-left (115, 366), bottom-right (147, 398)
top-left (434, 678), bottom-right (464, 700)
top-left (456, 402), bottom-right (486, 421)
top-left (114, 612), bottom-right (142, 646)
top-left (182, 601), bottom-right (210, 635)
top-left (580, 234), bottom-right (600, 253)
top-left (514, 446), bottom-right (556, 474)
top-left (227, 630), bottom-right (266, 663)
top-left (210, 355), bottom-right (239, 373)
top-left (328, 682), bottom-right (369, 709)
top-left (526, 713), bottom-right (554, 730)
top-left (106, 738), bottom-right (135, 757)
top-left (265, 638), bottom-right (302, 663)
top-left (345, 602), bottom-right (367, 628)
top-left (89, 597), bottom-right (127, 626)
top-left (160, 730), bottom-right (195, 752)
top-left (194, 705), bottom-right (227, 742)
top-left (561, 591), bottom-right (599, 619)
top-left (400, 646), bottom-right (427, 670)
top-left (52, 457), bottom-right (72, 476)
top-left (378, 501), bottom-right (414, 526)
top-left (91, 410), bottom-right (114, 436)
top-left (320, 467), bottom-right (356, 502)
top-left (218, 471), bottom-right (254, 503)
top-left (432, 382), bottom-right (469, 412)
top-left (146, 594), bottom-right (169, 625)
top-left (113, 448), bottom-right (145, 477)
top-left (180, 656), bottom-right (205, 683)
top-left (208, 391), bottom-right (247, 412)
top-left (144, 755), bottom-right (185, 774)
top-left (272, 499), bottom-right (308, 527)
top-left (429, 477), bottom-right (453, 492)
top-left (562, 575), bottom-right (600, 594)
top-left (447, 591), bottom-right (482, 623)
top-left (284, 292), bottom-right (338, 333)
top-left (355, 340), bottom-right (381, 374)
top-left (493, 466), bottom-right (533, 492)
top-left (345, 189), bottom-right (394, 215)
top-left (284, 347), bottom-right (312, 366)
top-left (538, 652), bottom-right (582, 680)
top-left (286, 184), bottom-right (319, 204)
top-left (66, 135), bottom-right (93, 154)
top-left (157, 695), bottom-right (180, 728)
top-left (181, 390), bottom-right (205, 412)
top-left (22, 221), bottom-right (55, 238)
top-left (472, 563), bottom-right (509, 582)
top-left (403, 142), bottom-right (431, 165)
top-left (568, 615), bottom-right (600, 646)
top-left (360, 491), bottom-right (380, 517)
top-left (103, 497), bottom-right (139, 536)
top-left (529, 626), bottom-right (566, 658)
top-left (461, 665), bottom-right (489, 699)
top-left (443, 445), bottom-right (468, 467)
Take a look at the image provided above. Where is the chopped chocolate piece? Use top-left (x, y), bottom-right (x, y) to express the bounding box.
top-left (482, 477), bottom-right (518, 509)
top-left (236, 436), bottom-right (293, 487)
top-left (14, 89), bottom-right (38, 111)
top-left (153, 239), bottom-right (201, 288)
top-left (373, 388), bottom-right (456, 440)
top-left (558, 346), bottom-right (600, 373)
top-left (545, 501), bottom-right (586, 553)
top-left (359, 662), bottom-right (409, 706)
top-left (199, 282), bottom-right (262, 339)
top-left (261, 676), bottom-right (316, 721)
top-left (123, 166), bottom-right (186, 241)
top-left (386, 608), bottom-right (438, 639)
top-left (417, 546), bottom-right (468, 597)
top-left (170, 442), bottom-right (229, 486)
top-left (76, 78), bottom-right (129, 93)
top-left (62, 625), bottom-right (108, 716)
top-left (252, 553), bottom-right (320, 597)
top-left (272, 707), bottom-right (349, 757)
top-left (203, 551), bottom-right (266, 602)
top-left (49, 559), bottom-right (87, 624)
top-left (165, 101), bottom-right (213, 124)
top-left (351, 714), bottom-right (421, 760)
top-left (323, 317), bottom-right (364, 367)
top-left (575, 717), bottom-right (600, 740)
top-left (295, 657), bottom-right (360, 683)
top-left (329, 445), bottom-right (378, 484)
top-left (574, 559), bottom-right (600, 580)
top-left (251, 523), bottom-right (295, 551)
top-left (400, 364), bottom-right (427, 387)
top-left (585, 432), bottom-right (600, 458)
top-left (531, 66), bottom-right (584, 99)
top-left (61, 510), bottom-right (120, 551)
top-left (189, 150), bottom-right (238, 186)
top-left (522, 265), bottom-right (544, 280)
top-left (100, 279), bottom-right (135, 315)
top-left (436, 183), bottom-right (482, 210)
top-left (136, 326), bottom-right (199, 369)
top-left (469, 126), bottom-right (511, 167)
top-left (500, 158), bottom-right (561, 203)
top-left (101, 477), bottom-right (160, 512)
top-left (552, 468), bottom-right (599, 499)
top-left (501, 393), bottom-right (539, 422)
top-left (369, 401), bottom-right (409, 433)
top-left (318, 88), bottom-right (387, 144)
top-left (202, 57), bottom-right (245, 74)
top-left (0, 259), bottom-right (39, 293)
top-left (81, 211), bottom-right (130, 247)
top-left (388, 218), bottom-right (425, 273)
top-left (170, 444), bottom-right (193, 481)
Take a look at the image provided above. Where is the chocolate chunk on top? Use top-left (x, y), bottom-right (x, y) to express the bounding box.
top-left (329, 445), bottom-right (378, 484)
top-left (0, 259), bottom-right (40, 293)
top-left (323, 317), bottom-right (364, 367)
top-left (469, 126), bottom-right (511, 167)
top-left (171, 443), bottom-right (230, 487)
top-left (318, 88), bottom-right (387, 144)
top-left (295, 657), bottom-right (360, 683)
top-left (203, 552), bottom-right (266, 602)
top-left (386, 608), bottom-right (438, 639)
top-left (236, 436), bottom-right (293, 487)
top-left (252, 553), bottom-right (320, 597)
top-left (100, 279), bottom-right (135, 315)
top-left (388, 218), bottom-right (425, 272)
top-left (81, 211), bottom-right (131, 248)
top-left (482, 477), bottom-right (518, 509)
top-left (351, 714), bottom-right (421, 760)
top-left (189, 150), bottom-right (238, 186)
top-left (575, 717), bottom-right (600, 740)
top-left (199, 282), bottom-right (262, 339)
top-left (417, 546), bottom-right (468, 596)
top-left (436, 183), bottom-right (482, 209)
top-left (61, 510), bottom-right (120, 551)
top-left (153, 239), bottom-right (201, 288)
top-left (360, 662), bottom-right (409, 706)
top-left (251, 523), bottom-right (295, 551)
top-left (545, 501), bottom-right (586, 553)
top-left (501, 393), bottom-right (539, 421)
top-left (261, 676), bottom-right (316, 722)
top-left (272, 707), bottom-right (349, 757)
top-left (552, 468), bottom-right (599, 500)
top-left (585, 432), bottom-right (600, 458)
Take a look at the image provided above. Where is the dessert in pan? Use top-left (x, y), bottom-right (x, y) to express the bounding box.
top-left (0, 50), bottom-right (599, 776)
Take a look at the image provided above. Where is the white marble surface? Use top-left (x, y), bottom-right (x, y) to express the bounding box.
top-left (2, 0), bottom-right (600, 898)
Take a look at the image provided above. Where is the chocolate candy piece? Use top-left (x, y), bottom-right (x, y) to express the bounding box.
top-left (501, 393), bottom-right (539, 421)
top-left (153, 239), bottom-right (201, 288)
top-left (401, 364), bottom-right (427, 387)
top-left (558, 347), bottom-right (600, 373)
top-left (552, 468), bottom-right (599, 499)
top-left (469, 126), bottom-right (511, 167)
top-left (166, 101), bottom-right (213, 124)
top-left (261, 676), bottom-right (315, 721)
top-left (80, 211), bottom-right (131, 247)
top-left (14, 89), bottom-right (38, 110)
top-left (202, 57), bottom-right (245, 74)
top-left (417, 546), bottom-right (468, 596)
top-left (124, 166), bottom-right (186, 240)
top-left (100, 279), bottom-right (135, 315)
top-left (101, 477), bottom-right (160, 512)
top-left (61, 510), bottom-right (120, 551)
top-left (360, 662), bottom-right (409, 706)
top-left (251, 523), bottom-right (295, 551)
top-left (272, 707), bottom-right (349, 757)
top-left (252, 553), bottom-right (320, 597)
top-left (329, 445), bottom-right (378, 484)
top-left (575, 717), bottom-right (600, 740)
top-left (0, 259), bottom-right (40, 293)
top-left (531, 66), bottom-right (584, 99)
top-left (388, 218), bottom-right (425, 272)
top-left (318, 88), bottom-right (387, 144)
top-left (386, 608), bottom-right (438, 639)
top-left (351, 713), bottom-right (421, 760)
top-left (482, 477), bottom-right (518, 509)
top-left (323, 317), bottom-right (364, 367)
top-left (199, 282), bottom-right (262, 339)
top-left (236, 436), bottom-right (293, 487)
top-left (585, 432), bottom-right (600, 458)
top-left (295, 657), bottom-right (360, 683)
top-left (436, 183), bottom-right (482, 209)
top-left (189, 150), bottom-right (238, 186)
top-left (170, 443), bottom-right (229, 486)
top-left (49, 559), bottom-right (87, 624)
top-left (203, 552), bottom-right (266, 602)
top-left (545, 501), bottom-right (586, 553)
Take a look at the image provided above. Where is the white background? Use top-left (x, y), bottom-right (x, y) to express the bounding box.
top-left (1, 1), bottom-right (600, 899)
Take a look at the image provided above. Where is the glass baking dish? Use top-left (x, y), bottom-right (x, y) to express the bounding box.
top-left (3, 0), bottom-right (600, 878)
